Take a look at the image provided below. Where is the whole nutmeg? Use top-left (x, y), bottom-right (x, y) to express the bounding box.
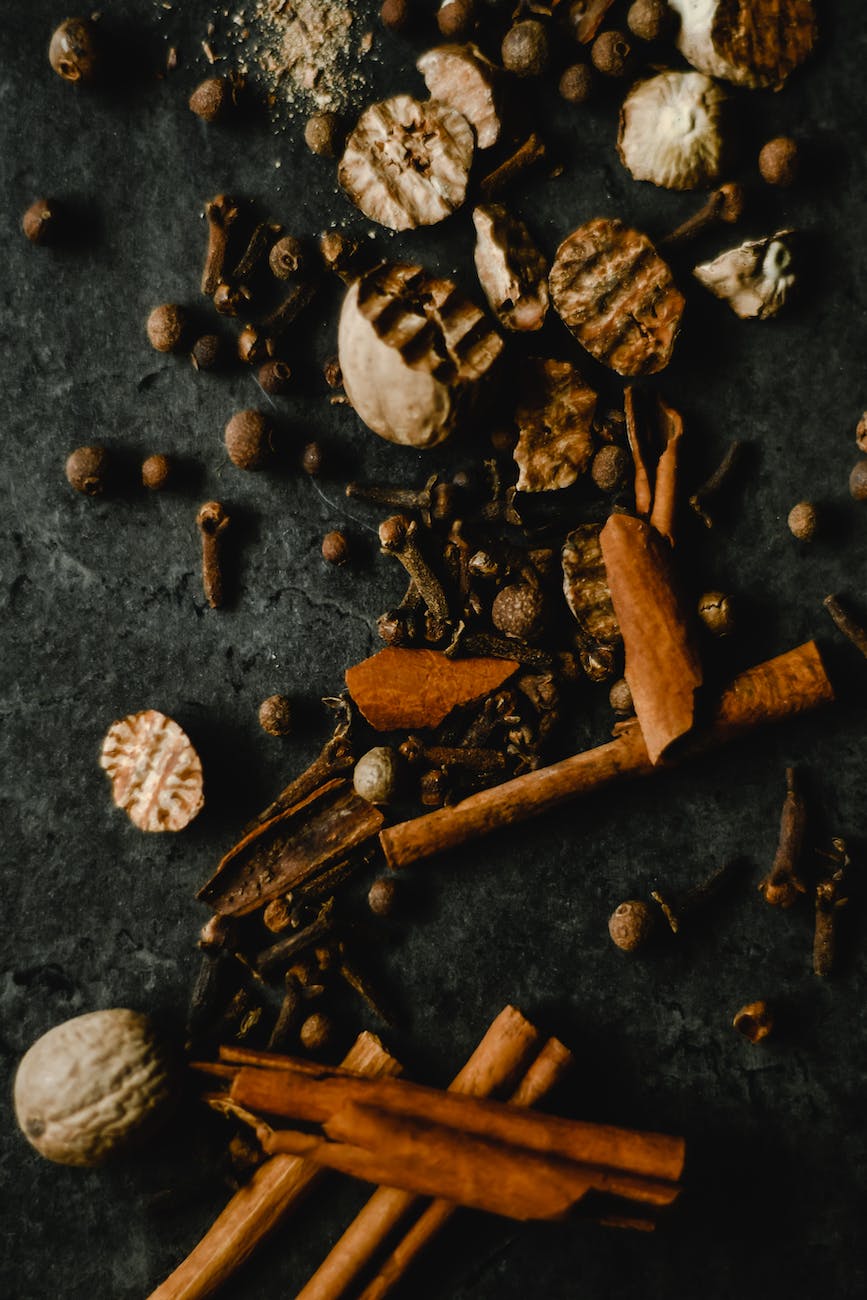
top-left (849, 459), bottom-right (867, 502)
top-left (22, 198), bottom-right (59, 245)
top-left (438, 0), bottom-right (476, 38)
top-left (354, 746), bottom-right (400, 805)
top-left (591, 444), bottom-right (629, 493)
top-left (368, 875), bottom-right (398, 917)
top-left (189, 76), bottom-right (231, 122)
top-left (322, 530), bottom-right (350, 565)
top-left (191, 333), bottom-right (224, 371)
top-left (591, 30), bottom-right (633, 77)
top-left (501, 20), bottom-right (549, 77)
top-left (608, 677), bottom-right (634, 715)
top-left (49, 17), bottom-right (100, 84)
top-left (608, 900), bottom-right (656, 953)
top-left (491, 582), bottom-right (546, 641)
top-left (732, 1000), bottom-right (774, 1044)
top-left (300, 1012), bottom-right (333, 1052)
top-left (559, 63), bottom-right (594, 105)
top-left (380, 0), bottom-right (409, 31)
top-left (66, 445), bottom-right (110, 496)
top-left (224, 410), bottom-right (273, 470)
top-left (788, 501), bottom-right (817, 541)
top-left (304, 112), bottom-right (343, 158)
top-left (141, 453), bottom-right (173, 491)
top-left (269, 235), bottom-right (306, 280)
top-left (14, 1009), bottom-right (174, 1165)
top-left (758, 136), bottom-right (799, 188)
top-left (626, 0), bottom-right (670, 42)
top-left (697, 590), bottom-right (735, 637)
top-left (146, 303), bottom-right (188, 354)
top-left (258, 694), bottom-right (293, 736)
top-left (258, 359), bottom-right (293, 395)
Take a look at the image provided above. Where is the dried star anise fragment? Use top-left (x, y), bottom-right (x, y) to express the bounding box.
top-left (561, 524), bottom-right (621, 648)
top-left (473, 205), bottom-right (548, 333)
top-left (338, 94), bottom-right (474, 230)
top-left (693, 230), bottom-right (796, 319)
top-left (670, 0), bottom-right (818, 89)
top-left (417, 44), bottom-right (503, 150)
top-left (513, 358), bottom-right (596, 492)
top-left (549, 219), bottom-right (684, 376)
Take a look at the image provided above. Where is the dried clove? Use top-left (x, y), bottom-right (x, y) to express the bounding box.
top-left (247, 731), bottom-right (355, 832)
top-left (338, 945), bottom-right (396, 1025)
top-left (813, 838), bottom-right (851, 978)
top-left (454, 631), bottom-right (553, 671)
top-left (196, 501), bottom-right (230, 609)
top-left (651, 859), bottom-right (746, 934)
top-left (758, 768), bottom-right (807, 908)
top-left (256, 900), bottom-right (336, 976)
top-left (347, 475), bottom-right (440, 521)
top-left (379, 516), bottom-right (451, 624)
top-left (234, 221), bottom-right (282, 279)
top-left (823, 594), bottom-right (867, 660)
top-left (479, 133), bottom-right (547, 201)
top-left (660, 183), bottom-right (746, 248)
top-left (262, 281), bottom-right (318, 336)
top-left (399, 735), bottom-right (507, 779)
top-left (201, 195), bottom-right (241, 296)
top-left (267, 974), bottom-right (304, 1050)
top-left (689, 440), bottom-right (745, 527)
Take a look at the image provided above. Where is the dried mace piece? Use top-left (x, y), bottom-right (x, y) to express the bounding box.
top-left (549, 220), bottom-right (684, 376)
top-left (189, 76), bottom-right (232, 122)
top-left (472, 205), bottom-right (548, 333)
top-left (669, 0), bottom-right (818, 90)
top-left (146, 304), bottom-right (189, 354)
top-left (338, 94), bottom-right (474, 231)
top-left (693, 231), bottom-right (796, 320)
top-left (417, 43), bottom-right (502, 150)
top-left (338, 262), bottom-right (503, 448)
top-left (65, 445), bottom-right (110, 496)
top-left (100, 709), bottom-right (204, 832)
top-left (258, 695), bottom-right (293, 737)
top-left (618, 72), bottom-right (727, 191)
top-left (513, 358), bottom-right (597, 492)
top-left (224, 410), bottom-right (273, 470)
top-left (22, 198), bottom-right (59, 245)
top-left (346, 648), bottom-right (519, 731)
top-left (48, 17), bottom-right (100, 84)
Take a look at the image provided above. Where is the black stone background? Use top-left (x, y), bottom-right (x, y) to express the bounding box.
top-left (2, 2), bottom-right (867, 1296)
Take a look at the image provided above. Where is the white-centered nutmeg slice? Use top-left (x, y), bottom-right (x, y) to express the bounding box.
top-left (618, 71), bottom-right (727, 191)
top-left (417, 44), bottom-right (503, 150)
top-left (669, 0), bottom-right (818, 90)
top-left (338, 262), bottom-right (503, 448)
top-left (100, 709), bottom-right (204, 831)
top-left (693, 230), bottom-right (796, 319)
top-left (472, 204), bottom-right (549, 332)
top-left (338, 94), bottom-right (474, 230)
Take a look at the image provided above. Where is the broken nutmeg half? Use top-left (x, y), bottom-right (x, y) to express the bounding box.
top-left (472, 204), bottom-right (549, 333)
top-left (669, 0), bottom-right (818, 90)
top-left (693, 230), bottom-right (796, 319)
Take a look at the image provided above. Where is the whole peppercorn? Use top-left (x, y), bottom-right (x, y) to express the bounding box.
top-left (224, 410), bottom-right (273, 470)
top-left (608, 900), bottom-right (656, 953)
top-left (732, 1000), bottom-right (774, 1044)
top-left (501, 20), bottom-right (549, 77)
top-left (322, 530), bottom-right (350, 565)
top-left (559, 63), bottom-right (594, 105)
top-left (258, 359), bottom-right (293, 395)
top-left (299, 1012), bottom-right (333, 1053)
top-left (304, 112), bottom-right (343, 158)
top-left (146, 304), bottom-right (188, 354)
top-left (788, 501), bottom-right (818, 542)
top-left (269, 236), bottom-right (306, 280)
top-left (591, 444), bottom-right (629, 493)
top-left (141, 453), bottom-right (173, 492)
top-left (237, 326), bottom-right (273, 367)
top-left (697, 590), bottom-right (735, 637)
top-left (65, 445), bottom-right (110, 496)
top-left (323, 356), bottom-right (343, 389)
top-left (491, 582), bottom-right (546, 641)
top-left (849, 459), bottom-right (867, 501)
top-left (354, 747), bottom-right (400, 805)
top-left (608, 677), bottom-right (634, 715)
top-left (380, 0), bottom-right (409, 31)
top-left (626, 0), bottom-right (670, 42)
top-left (591, 30), bottom-right (633, 77)
top-left (301, 441), bottom-right (324, 477)
top-left (258, 694), bottom-right (293, 737)
top-left (22, 198), bottom-right (59, 245)
top-left (438, 0), bottom-right (475, 38)
top-left (758, 136), bottom-right (799, 188)
top-left (368, 876), bottom-right (398, 917)
top-left (191, 334), bottom-right (224, 371)
top-left (49, 18), bottom-right (100, 84)
top-left (189, 77), bottom-right (231, 122)
top-left (856, 412), bottom-right (867, 454)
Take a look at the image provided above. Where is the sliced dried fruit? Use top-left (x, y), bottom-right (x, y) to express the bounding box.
top-left (473, 205), bottom-right (549, 333)
top-left (693, 230), bottom-right (796, 319)
top-left (345, 648), bottom-right (519, 730)
top-left (513, 358), bottom-right (596, 492)
top-left (618, 71), bottom-right (727, 191)
top-left (561, 524), bottom-right (621, 646)
top-left (670, 0), bottom-right (818, 89)
top-left (338, 262), bottom-right (503, 448)
top-left (338, 94), bottom-right (474, 230)
top-left (417, 44), bottom-right (503, 150)
top-left (549, 219), bottom-right (684, 376)
top-left (100, 709), bottom-right (204, 832)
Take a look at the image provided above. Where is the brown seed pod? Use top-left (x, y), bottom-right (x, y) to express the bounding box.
top-left (224, 410), bottom-right (273, 470)
top-left (618, 72), bottom-right (727, 191)
top-left (788, 501), bottom-right (817, 541)
top-left (48, 18), bottom-right (100, 84)
top-left (417, 43), bottom-right (502, 150)
top-left (559, 64), bottom-right (594, 104)
top-left (438, 0), bottom-right (476, 38)
top-left (627, 0), bottom-right (671, 41)
top-left (354, 747), bottom-right (401, 805)
top-left (368, 876), bottom-right (398, 917)
top-left (549, 219), bottom-right (684, 376)
top-left (472, 205), bottom-right (548, 333)
top-left (591, 443), bottom-right (629, 493)
top-left (591, 29), bottom-right (633, 77)
top-left (669, 0), bottom-right (818, 89)
top-left (338, 94), bottom-right (474, 231)
top-left (322, 530), bottom-right (350, 565)
top-left (269, 235), bottom-right (306, 280)
top-left (513, 358), bottom-right (596, 493)
top-left (100, 710), bottom-right (204, 832)
top-left (381, 0), bottom-right (409, 31)
top-left (300, 1012), bottom-right (333, 1052)
top-left (66, 445), bottom-right (110, 496)
top-left (733, 1000), bottom-right (774, 1043)
top-left (191, 334), bottom-right (224, 371)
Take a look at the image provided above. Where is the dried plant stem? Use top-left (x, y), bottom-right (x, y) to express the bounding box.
top-left (758, 767), bottom-right (807, 907)
top-left (823, 594), bottom-right (867, 658)
top-left (479, 133), bottom-right (546, 200)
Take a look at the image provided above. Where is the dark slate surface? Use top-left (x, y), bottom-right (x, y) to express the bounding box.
top-left (2, 2), bottom-right (866, 1296)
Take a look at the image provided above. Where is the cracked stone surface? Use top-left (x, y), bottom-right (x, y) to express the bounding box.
top-left (2, 3), bottom-right (867, 1298)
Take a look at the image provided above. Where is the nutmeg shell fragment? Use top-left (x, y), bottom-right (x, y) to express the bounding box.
top-left (100, 709), bottom-right (204, 832)
top-left (417, 44), bottom-right (503, 149)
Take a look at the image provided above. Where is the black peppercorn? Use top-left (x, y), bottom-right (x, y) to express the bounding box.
top-left (304, 112), bottom-right (343, 158)
top-left (224, 410), bottom-right (273, 470)
top-left (501, 20), bottom-right (549, 77)
top-left (258, 694), bottom-right (293, 736)
top-left (191, 334), bottom-right (224, 371)
top-left (258, 359), bottom-right (293, 395)
top-left (559, 64), bottom-right (594, 105)
top-left (301, 442), bottom-right (324, 477)
top-left (65, 445), bottom-right (109, 496)
top-left (438, 0), bottom-right (475, 38)
top-left (49, 18), bottom-right (100, 84)
top-left (269, 236), bottom-right (306, 280)
top-left (189, 77), bottom-right (231, 122)
top-left (491, 583), bottom-right (546, 641)
top-left (758, 136), bottom-right (799, 188)
top-left (626, 0), bottom-right (670, 42)
top-left (591, 30), bottom-right (633, 77)
top-left (591, 444), bottom-right (629, 493)
top-left (141, 454), bottom-right (173, 491)
top-left (380, 0), bottom-right (409, 31)
top-left (322, 530), bottom-right (350, 565)
top-left (300, 1012), bottom-right (333, 1052)
top-left (368, 876), bottom-right (398, 917)
top-left (849, 459), bottom-right (867, 501)
top-left (146, 304), bottom-right (188, 354)
top-left (22, 198), bottom-right (59, 245)
top-left (608, 899), bottom-right (656, 953)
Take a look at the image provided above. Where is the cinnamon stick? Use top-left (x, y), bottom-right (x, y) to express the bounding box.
top-left (147, 1032), bottom-right (401, 1300)
top-left (649, 397), bottom-right (684, 547)
top-left (379, 641), bottom-right (833, 869)
top-left (624, 387), bottom-right (653, 517)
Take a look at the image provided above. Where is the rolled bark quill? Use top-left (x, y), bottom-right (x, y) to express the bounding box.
top-left (380, 640), bottom-right (833, 870)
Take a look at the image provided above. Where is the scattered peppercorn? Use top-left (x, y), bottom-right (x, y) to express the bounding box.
top-left (304, 112), bottom-right (343, 158)
top-left (213, 282), bottom-right (249, 317)
top-left (697, 591), bottom-right (735, 637)
top-left (258, 694), bottom-right (293, 737)
top-left (258, 359), bottom-right (293, 395)
top-left (146, 303), bottom-right (188, 354)
top-left (22, 198), bottom-right (59, 245)
top-left (322, 530), bottom-right (350, 565)
top-left (848, 460), bottom-right (867, 501)
top-left (190, 334), bottom-right (224, 372)
top-left (141, 453), bottom-right (173, 492)
top-left (608, 678), bottom-right (634, 715)
top-left (501, 20), bottom-right (549, 77)
top-left (758, 136), bottom-right (799, 188)
top-left (438, 0), bottom-right (475, 38)
top-left (491, 583), bottom-right (545, 641)
top-left (368, 876), bottom-right (398, 917)
top-left (626, 0), bottom-right (670, 42)
top-left (237, 326), bottom-right (273, 366)
top-left (732, 1000), bottom-right (773, 1043)
top-left (788, 501), bottom-right (818, 541)
top-left (65, 445), bottom-right (110, 496)
top-left (269, 235), bottom-right (306, 280)
top-left (559, 63), bottom-right (594, 105)
top-left (608, 900), bottom-right (656, 953)
top-left (591, 444), bottom-right (629, 493)
top-left (323, 356), bottom-right (343, 389)
top-left (299, 1012), bottom-right (333, 1052)
top-left (354, 747), bottom-right (400, 805)
top-left (189, 76), bottom-right (231, 122)
top-left (301, 441), bottom-right (324, 477)
top-left (591, 29), bottom-right (633, 77)
top-left (48, 18), bottom-right (100, 84)
top-left (224, 410), bottom-right (273, 470)
top-left (380, 0), bottom-right (409, 31)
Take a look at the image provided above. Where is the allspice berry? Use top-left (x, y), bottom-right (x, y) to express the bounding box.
top-left (304, 112), bottom-right (343, 158)
top-left (380, 0), bottom-right (409, 31)
top-left (269, 235), bottom-right (306, 280)
top-left (258, 694), bottom-right (293, 737)
top-left (788, 501), bottom-right (818, 541)
top-left (850, 460), bottom-right (867, 501)
top-left (626, 0), bottom-right (670, 42)
top-left (608, 677), bottom-right (634, 715)
top-left (191, 334), bottom-right (224, 372)
top-left (491, 583), bottom-right (546, 641)
top-left (300, 1012), bottom-right (333, 1053)
top-left (224, 410), bottom-right (273, 471)
top-left (608, 900), bottom-right (656, 953)
top-left (354, 747), bottom-right (400, 805)
top-left (758, 136), bottom-right (799, 188)
top-left (368, 876), bottom-right (398, 917)
top-left (49, 18), bottom-right (100, 84)
top-left (559, 64), bottom-right (594, 105)
top-left (321, 530), bottom-right (350, 565)
top-left (501, 20), bottom-right (549, 77)
top-left (591, 30), bottom-right (633, 77)
top-left (591, 444), bottom-right (629, 493)
top-left (146, 304), bottom-right (188, 354)
top-left (258, 359), bottom-right (293, 395)
top-left (189, 76), bottom-right (231, 122)
top-left (65, 445), bottom-right (110, 496)
top-left (697, 591), bottom-right (735, 637)
top-left (141, 454), bottom-right (172, 491)
top-left (438, 0), bottom-right (475, 38)
top-left (22, 198), bottom-right (59, 245)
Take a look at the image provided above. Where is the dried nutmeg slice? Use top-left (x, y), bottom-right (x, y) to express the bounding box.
top-left (473, 205), bottom-right (549, 333)
top-left (670, 0), bottom-right (818, 90)
top-left (549, 219), bottom-right (684, 376)
top-left (561, 524), bottom-right (621, 647)
top-left (618, 72), bottom-right (727, 191)
top-left (100, 709), bottom-right (204, 832)
top-left (417, 44), bottom-right (503, 150)
top-left (338, 94), bottom-right (474, 230)
top-left (513, 358), bottom-right (597, 493)
top-left (693, 230), bottom-right (796, 319)
top-left (338, 262), bottom-right (504, 448)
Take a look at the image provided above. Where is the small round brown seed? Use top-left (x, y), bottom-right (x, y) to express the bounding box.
top-left (258, 359), bottom-right (293, 395)
top-left (189, 76), bottom-right (231, 122)
top-left (66, 446), bottom-right (109, 496)
top-left (591, 29), bottom-right (633, 77)
top-left (22, 198), bottom-right (59, 245)
top-left (608, 677), bottom-right (634, 715)
top-left (146, 304), bottom-right (188, 354)
top-left (49, 18), bottom-right (100, 84)
top-left (224, 410), bottom-right (272, 470)
top-left (258, 694), bottom-right (293, 736)
top-left (697, 591), bottom-right (735, 637)
top-left (368, 876), bottom-right (398, 917)
top-left (299, 1012), bottom-right (333, 1053)
top-left (300, 441), bottom-right (324, 477)
top-left (304, 111), bottom-right (343, 158)
top-left (438, 0), bottom-right (475, 38)
top-left (269, 235), bottom-right (306, 280)
top-left (732, 1000), bottom-right (773, 1044)
top-left (608, 900), bottom-right (656, 953)
top-left (849, 460), bottom-right (867, 501)
top-left (787, 501), bottom-right (817, 541)
top-left (354, 747), bottom-right (400, 805)
top-left (856, 412), bottom-right (867, 454)
top-left (626, 0), bottom-right (670, 42)
top-left (191, 334), bottom-right (224, 371)
top-left (141, 454), bottom-right (172, 491)
top-left (323, 356), bottom-right (343, 389)
top-left (501, 20), bottom-right (549, 77)
top-left (322, 530), bottom-right (350, 565)
top-left (491, 583), bottom-right (546, 641)
top-left (758, 136), bottom-right (799, 188)
top-left (213, 282), bottom-right (248, 317)
top-left (591, 444), bottom-right (629, 493)
top-left (237, 326), bottom-right (273, 367)
top-left (559, 63), bottom-right (594, 105)
top-left (380, 0), bottom-right (409, 31)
